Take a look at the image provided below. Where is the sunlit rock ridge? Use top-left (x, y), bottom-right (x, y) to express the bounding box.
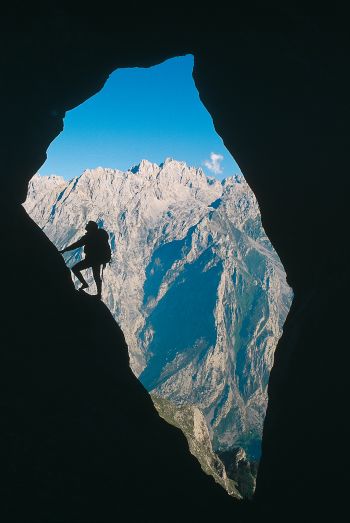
top-left (24, 158), bottom-right (292, 467)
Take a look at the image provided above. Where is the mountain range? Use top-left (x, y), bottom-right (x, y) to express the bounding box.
top-left (24, 158), bottom-right (292, 497)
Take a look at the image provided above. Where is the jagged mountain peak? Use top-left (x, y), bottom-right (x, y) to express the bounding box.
top-left (130, 157), bottom-right (208, 181)
top-left (82, 166), bottom-right (120, 176)
top-left (222, 173), bottom-right (245, 187)
top-left (32, 158), bottom-right (225, 195)
top-left (130, 159), bottom-right (160, 175)
top-left (29, 159), bottom-right (225, 215)
top-left (31, 172), bottom-right (66, 187)
top-left (160, 157), bottom-right (189, 169)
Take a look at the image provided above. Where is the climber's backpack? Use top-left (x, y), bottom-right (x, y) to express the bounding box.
top-left (95, 229), bottom-right (112, 265)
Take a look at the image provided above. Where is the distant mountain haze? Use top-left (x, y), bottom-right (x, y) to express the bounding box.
top-left (24, 159), bottom-right (292, 494)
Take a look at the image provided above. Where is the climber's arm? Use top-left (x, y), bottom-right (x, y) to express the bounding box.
top-left (59, 235), bottom-right (86, 254)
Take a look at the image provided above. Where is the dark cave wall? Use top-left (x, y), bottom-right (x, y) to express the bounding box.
top-left (1, 11), bottom-right (350, 522)
top-left (192, 31), bottom-right (350, 520)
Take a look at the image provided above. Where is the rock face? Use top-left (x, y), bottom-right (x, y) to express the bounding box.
top-left (151, 394), bottom-right (242, 498)
top-left (24, 158), bottom-right (292, 478)
top-left (218, 447), bottom-right (258, 500)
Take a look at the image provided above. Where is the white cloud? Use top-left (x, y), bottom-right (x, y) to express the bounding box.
top-left (204, 152), bottom-right (224, 175)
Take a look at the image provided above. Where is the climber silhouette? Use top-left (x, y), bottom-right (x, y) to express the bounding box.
top-left (59, 221), bottom-right (111, 299)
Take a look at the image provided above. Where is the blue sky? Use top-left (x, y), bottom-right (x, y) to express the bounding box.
top-left (41, 55), bottom-right (242, 181)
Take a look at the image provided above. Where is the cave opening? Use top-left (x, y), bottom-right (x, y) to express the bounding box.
top-left (23, 54), bottom-right (292, 500)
